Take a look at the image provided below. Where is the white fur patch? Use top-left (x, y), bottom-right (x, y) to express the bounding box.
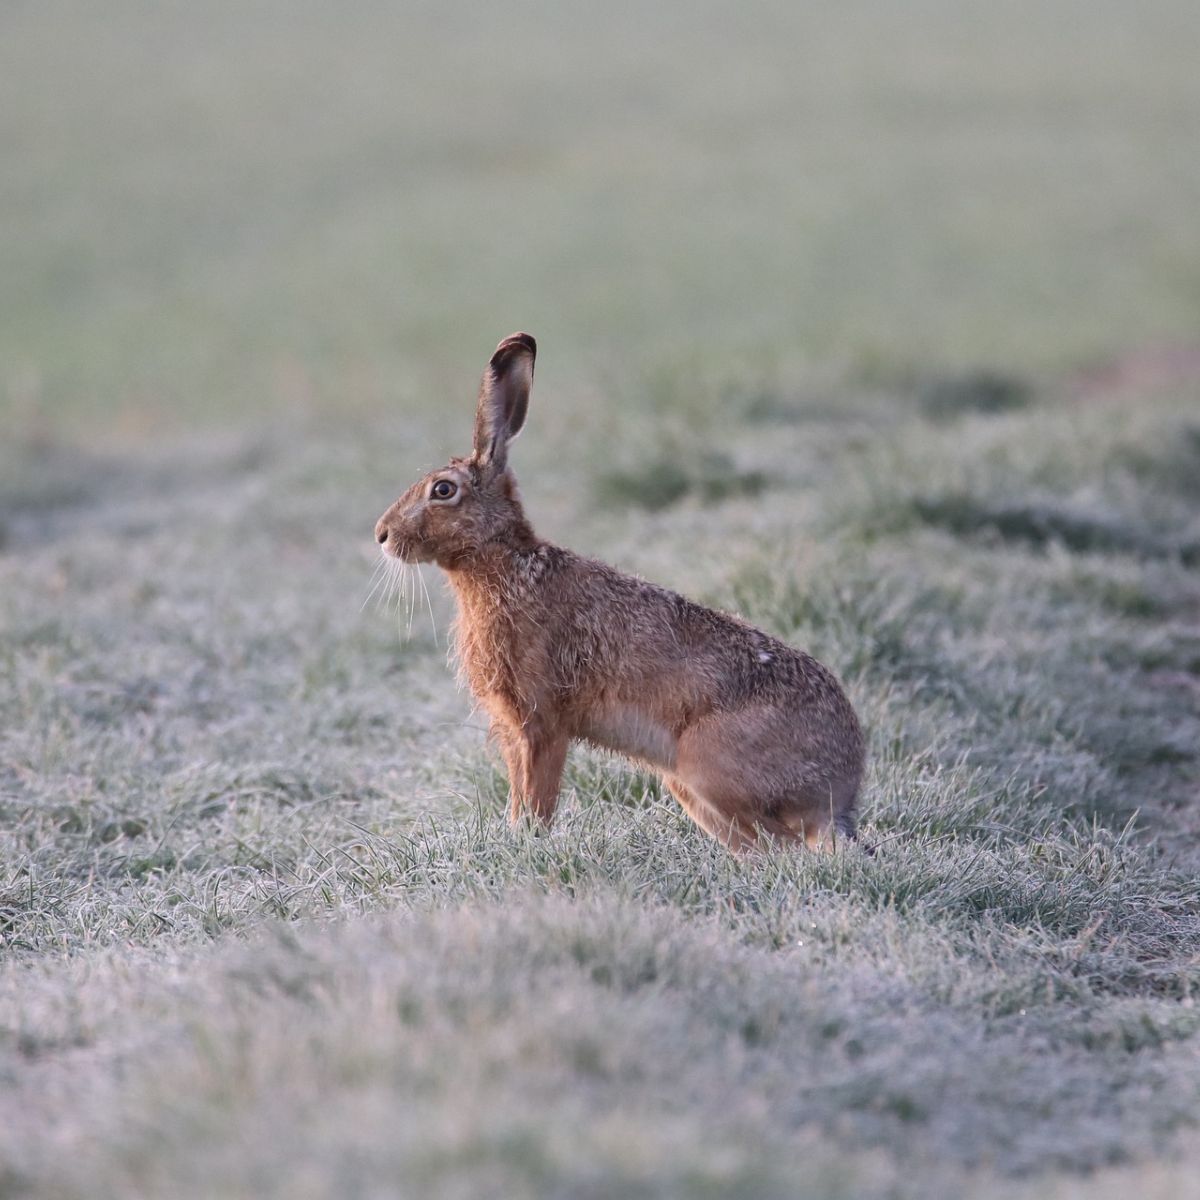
top-left (581, 706), bottom-right (677, 768)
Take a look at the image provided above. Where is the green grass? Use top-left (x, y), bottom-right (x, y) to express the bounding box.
top-left (3, 1), bottom-right (1200, 1196)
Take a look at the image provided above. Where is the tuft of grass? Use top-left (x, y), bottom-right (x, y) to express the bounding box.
top-left (595, 451), bottom-right (767, 512)
top-left (918, 370), bottom-right (1033, 419)
top-left (904, 493), bottom-right (1173, 559)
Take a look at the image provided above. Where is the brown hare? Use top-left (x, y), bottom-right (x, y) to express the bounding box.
top-left (374, 333), bottom-right (865, 853)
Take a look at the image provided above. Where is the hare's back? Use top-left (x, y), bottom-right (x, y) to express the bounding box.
top-left (547, 550), bottom-right (850, 708)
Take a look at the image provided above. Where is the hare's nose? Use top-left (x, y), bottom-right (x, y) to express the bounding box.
top-left (375, 520), bottom-right (389, 544)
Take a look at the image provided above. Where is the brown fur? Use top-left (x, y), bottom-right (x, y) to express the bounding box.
top-left (375, 333), bottom-right (865, 853)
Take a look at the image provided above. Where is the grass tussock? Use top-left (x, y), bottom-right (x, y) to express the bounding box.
top-left (595, 451), bottom-right (767, 512)
top-left (918, 371), bottom-right (1033, 420)
top-left (901, 492), bottom-right (1199, 564)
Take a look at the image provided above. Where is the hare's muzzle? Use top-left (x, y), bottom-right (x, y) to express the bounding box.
top-left (375, 508), bottom-right (426, 562)
top-left (375, 514), bottom-right (408, 558)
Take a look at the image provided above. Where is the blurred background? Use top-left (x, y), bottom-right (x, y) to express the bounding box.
top-left (3, 0), bottom-right (1198, 440)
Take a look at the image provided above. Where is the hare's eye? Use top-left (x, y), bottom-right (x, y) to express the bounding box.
top-left (431, 479), bottom-right (457, 500)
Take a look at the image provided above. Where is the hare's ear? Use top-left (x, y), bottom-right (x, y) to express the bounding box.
top-left (472, 332), bottom-right (536, 472)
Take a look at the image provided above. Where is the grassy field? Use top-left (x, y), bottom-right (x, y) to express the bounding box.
top-left (3, 2), bottom-right (1200, 1196)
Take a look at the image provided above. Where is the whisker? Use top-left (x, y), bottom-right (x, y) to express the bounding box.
top-left (386, 558), bottom-right (403, 615)
top-left (371, 564), bottom-right (396, 615)
top-left (360, 555), bottom-right (389, 612)
top-left (388, 558), bottom-right (405, 630)
top-left (377, 559), bottom-right (393, 614)
top-left (366, 550), bottom-right (438, 647)
top-left (376, 559), bottom-right (393, 616)
top-left (392, 560), bottom-right (409, 640)
top-left (417, 565), bottom-right (439, 646)
top-left (405, 563), bottom-right (417, 640)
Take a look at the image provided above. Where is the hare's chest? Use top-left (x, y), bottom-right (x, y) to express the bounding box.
top-left (454, 609), bottom-right (541, 713)
top-left (456, 621), bottom-right (513, 697)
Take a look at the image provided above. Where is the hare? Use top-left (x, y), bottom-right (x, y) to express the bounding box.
top-left (374, 333), bottom-right (865, 853)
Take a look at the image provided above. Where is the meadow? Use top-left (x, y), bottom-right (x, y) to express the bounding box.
top-left (2, 2), bottom-right (1200, 1196)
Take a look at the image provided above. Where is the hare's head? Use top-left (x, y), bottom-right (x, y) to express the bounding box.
top-left (375, 333), bottom-right (536, 568)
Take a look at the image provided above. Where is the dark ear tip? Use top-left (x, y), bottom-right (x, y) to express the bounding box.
top-left (491, 332), bottom-right (537, 371)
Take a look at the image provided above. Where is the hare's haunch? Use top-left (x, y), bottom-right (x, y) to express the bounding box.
top-left (374, 333), bottom-right (865, 853)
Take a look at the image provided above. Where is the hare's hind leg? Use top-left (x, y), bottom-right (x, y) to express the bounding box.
top-left (662, 774), bottom-right (801, 855)
top-left (663, 774), bottom-right (757, 853)
top-left (672, 710), bottom-right (853, 852)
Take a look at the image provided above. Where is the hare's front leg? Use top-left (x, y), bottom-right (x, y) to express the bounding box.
top-left (495, 722), bottom-right (568, 828)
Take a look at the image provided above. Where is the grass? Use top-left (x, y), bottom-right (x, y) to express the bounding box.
top-left (3, 1), bottom-right (1200, 1196)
